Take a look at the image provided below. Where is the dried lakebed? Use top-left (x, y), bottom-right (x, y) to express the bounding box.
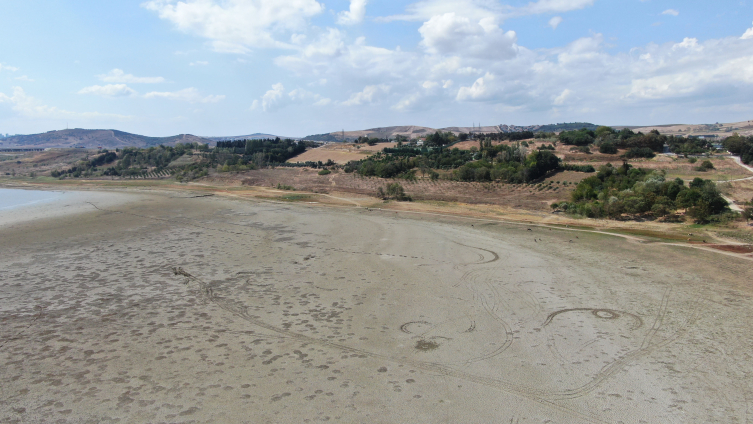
top-left (1, 191), bottom-right (752, 423)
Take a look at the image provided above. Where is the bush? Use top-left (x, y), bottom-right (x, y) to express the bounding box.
top-left (599, 142), bottom-right (617, 154)
top-left (688, 157), bottom-right (698, 164)
top-left (559, 128), bottom-right (596, 146)
top-left (318, 169), bottom-right (331, 175)
top-left (696, 160), bottom-right (715, 172)
top-left (570, 146), bottom-right (591, 154)
top-left (561, 164), bottom-right (596, 173)
top-left (623, 147), bottom-right (656, 159)
top-left (377, 183), bottom-right (411, 201)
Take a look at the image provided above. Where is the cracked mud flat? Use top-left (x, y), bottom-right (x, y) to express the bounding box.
top-left (1, 191), bottom-right (753, 423)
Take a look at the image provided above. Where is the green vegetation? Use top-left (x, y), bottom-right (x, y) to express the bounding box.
top-left (276, 183), bottom-right (295, 191)
top-left (216, 138), bottom-right (310, 162)
top-left (696, 160), bottom-right (715, 172)
top-left (622, 147), bottom-right (656, 159)
top-left (743, 198), bottom-right (753, 224)
top-left (723, 133), bottom-right (753, 165)
top-left (667, 137), bottom-right (713, 155)
top-left (51, 150), bottom-right (118, 178)
top-left (599, 142), bottom-right (617, 154)
top-left (48, 138), bottom-right (316, 182)
top-left (347, 138), bottom-right (596, 183)
top-left (555, 162), bottom-right (729, 223)
top-left (469, 131), bottom-right (534, 142)
top-left (537, 122), bottom-right (599, 132)
top-left (377, 183), bottom-right (411, 201)
top-left (424, 131), bottom-right (459, 147)
top-left (318, 169), bottom-right (331, 175)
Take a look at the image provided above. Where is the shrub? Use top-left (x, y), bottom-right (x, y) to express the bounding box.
top-left (377, 183), bottom-right (411, 201)
top-left (623, 147), bottom-right (656, 159)
top-left (318, 169), bottom-right (331, 175)
top-left (599, 142), bottom-right (617, 154)
top-left (696, 160), bottom-right (715, 172)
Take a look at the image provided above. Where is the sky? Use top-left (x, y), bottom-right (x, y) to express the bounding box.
top-left (2, 0), bottom-right (753, 137)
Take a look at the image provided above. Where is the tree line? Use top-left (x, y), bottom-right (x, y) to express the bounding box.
top-left (554, 162), bottom-right (729, 222)
top-left (724, 133), bottom-right (753, 165)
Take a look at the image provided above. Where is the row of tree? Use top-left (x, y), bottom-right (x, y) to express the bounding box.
top-left (556, 163), bottom-right (729, 222)
top-left (345, 140), bottom-right (588, 183)
top-left (216, 138), bottom-right (311, 163)
top-left (724, 133), bottom-right (753, 165)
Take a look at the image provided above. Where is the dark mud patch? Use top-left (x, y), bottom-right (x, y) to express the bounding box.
top-left (415, 340), bottom-right (439, 351)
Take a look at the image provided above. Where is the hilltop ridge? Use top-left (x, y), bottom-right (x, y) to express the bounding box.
top-left (0, 129), bottom-right (211, 149)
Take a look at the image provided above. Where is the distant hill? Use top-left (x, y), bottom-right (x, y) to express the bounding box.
top-left (304, 126), bottom-right (437, 142)
top-left (303, 123), bottom-right (601, 142)
top-left (0, 129), bottom-right (212, 149)
top-left (203, 133), bottom-right (298, 142)
top-left (536, 122), bottom-right (599, 132)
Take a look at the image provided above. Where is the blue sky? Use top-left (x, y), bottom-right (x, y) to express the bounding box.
top-left (1, 0), bottom-right (753, 137)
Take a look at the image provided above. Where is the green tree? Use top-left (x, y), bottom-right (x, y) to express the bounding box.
top-left (599, 142), bottom-right (617, 154)
top-left (595, 126), bottom-right (614, 139)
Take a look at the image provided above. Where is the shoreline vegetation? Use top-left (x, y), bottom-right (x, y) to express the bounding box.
top-left (1, 126), bottom-right (752, 250)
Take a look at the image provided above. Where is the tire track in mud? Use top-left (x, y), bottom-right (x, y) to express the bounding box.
top-left (640, 286), bottom-right (672, 350)
top-left (453, 242), bottom-right (500, 264)
top-left (171, 266), bottom-right (610, 424)
top-left (542, 291), bottom-right (708, 401)
top-left (543, 308), bottom-right (644, 330)
top-left (89, 200), bottom-right (699, 419)
top-left (86, 202), bottom-right (441, 264)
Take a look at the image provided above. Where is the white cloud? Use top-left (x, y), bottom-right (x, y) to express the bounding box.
top-left (379, 0), bottom-right (504, 22)
top-left (549, 16), bottom-right (563, 29)
top-left (255, 83), bottom-right (331, 111)
top-left (419, 13), bottom-right (518, 59)
top-left (190, 61), bottom-right (209, 66)
top-left (98, 69), bottom-right (165, 84)
top-left (672, 37), bottom-right (702, 52)
top-left (393, 92), bottom-right (423, 111)
top-left (0, 63), bottom-right (19, 72)
top-left (661, 9), bottom-right (679, 16)
top-left (14, 75), bottom-right (34, 82)
top-left (142, 0), bottom-right (324, 52)
top-left (78, 84), bottom-right (137, 97)
top-left (138, 0), bottom-right (753, 122)
top-left (456, 73), bottom-right (495, 101)
top-left (337, 0), bottom-right (368, 25)
top-left (343, 84), bottom-right (390, 106)
top-left (518, 0), bottom-right (595, 15)
top-left (144, 87), bottom-right (225, 103)
top-left (0, 87), bottom-right (131, 120)
top-left (742, 22), bottom-right (753, 40)
top-left (553, 88), bottom-right (573, 105)
top-left (261, 83), bottom-right (287, 111)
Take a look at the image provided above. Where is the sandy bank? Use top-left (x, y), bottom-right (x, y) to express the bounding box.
top-left (0, 188), bottom-right (140, 228)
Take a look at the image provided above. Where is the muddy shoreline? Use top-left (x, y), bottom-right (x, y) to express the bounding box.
top-left (1, 189), bottom-right (752, 423)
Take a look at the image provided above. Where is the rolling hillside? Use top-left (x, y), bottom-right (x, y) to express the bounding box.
top-left (0, 129), bottom-right (211, 149)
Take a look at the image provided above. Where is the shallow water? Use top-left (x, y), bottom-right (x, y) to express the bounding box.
top-left (0, 188), bottom-right (63, 211)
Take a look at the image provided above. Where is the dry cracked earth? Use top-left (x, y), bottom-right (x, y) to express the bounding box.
top-left (1, 192), bottom-right (752, 423)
